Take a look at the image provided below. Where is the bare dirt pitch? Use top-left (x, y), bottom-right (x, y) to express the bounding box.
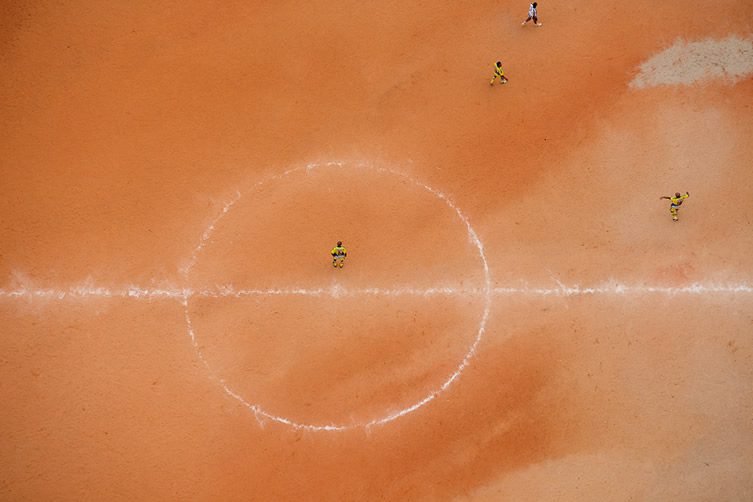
top-left (2, 0), bottom-right (753, 500)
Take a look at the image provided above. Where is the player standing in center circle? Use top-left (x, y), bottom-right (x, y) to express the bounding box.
top-left (522, 2), bottom-right (542, 26)
top-left (331, 241), bottom-right (347, 268)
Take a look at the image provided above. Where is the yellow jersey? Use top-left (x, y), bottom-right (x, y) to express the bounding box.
top-left (331, 246), bottom-right (347, 257)
top-left (670, 193), bottom-right (689, 206)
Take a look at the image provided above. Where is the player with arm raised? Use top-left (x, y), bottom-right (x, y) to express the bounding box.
top-left (659, 191), bottom-right (690, 222)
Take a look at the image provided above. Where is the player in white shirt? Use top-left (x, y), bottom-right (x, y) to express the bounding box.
top-left (522, 2), bottom-right (542, 26)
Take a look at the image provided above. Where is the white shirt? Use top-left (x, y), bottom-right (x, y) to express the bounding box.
top-left (529, 3), bottom-right (537, 17)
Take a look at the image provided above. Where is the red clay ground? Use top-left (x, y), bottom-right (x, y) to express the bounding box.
top-left (2, 0), bottom-right (753, 500)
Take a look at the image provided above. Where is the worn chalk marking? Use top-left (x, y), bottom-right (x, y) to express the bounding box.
top-left (2, 282), bottom-right (752, 301)
top-left (181, 160), bottom-right (493, 431)
top-left (3, 164), bottom-right (752, 431)
top-left (493, 282), bottom-right (753, 296)
top-left (180, 190), bottom-right (242, 276)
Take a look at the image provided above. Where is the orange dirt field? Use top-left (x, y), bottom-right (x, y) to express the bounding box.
top-left (2, 1), bottom-right (753, 500)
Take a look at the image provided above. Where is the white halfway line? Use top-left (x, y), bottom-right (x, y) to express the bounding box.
top-left (0, 282), bottom-right (751, 300)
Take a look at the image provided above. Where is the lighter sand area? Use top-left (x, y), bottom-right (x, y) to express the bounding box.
top-left (631, 35), bottom-right (753, 88)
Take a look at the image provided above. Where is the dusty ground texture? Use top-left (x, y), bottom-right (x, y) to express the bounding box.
top-left (2, 0), bottom-right (753, 500)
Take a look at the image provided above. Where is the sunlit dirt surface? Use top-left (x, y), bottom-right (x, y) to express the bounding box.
top-left (2, 1), bottom-right (753, 500)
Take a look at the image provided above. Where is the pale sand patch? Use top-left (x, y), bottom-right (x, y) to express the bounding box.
top-left (630, 35), bottom-right (753, 89)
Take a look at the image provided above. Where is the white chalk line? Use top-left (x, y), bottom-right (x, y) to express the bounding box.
top-left (182, 294), bottom-right (346, 431)
top-left (494, 282), bottom-right (753, 296)
top-left (2, 282), bottom-right (752, 301)
top-left (0, 285), bottom-right (189, 300)
top-left (180, 160), bottom-right (493, 431)
top-left (180, 191), bottom-right (242, 276)
top-left (5, 161), bottom-right (752, 432)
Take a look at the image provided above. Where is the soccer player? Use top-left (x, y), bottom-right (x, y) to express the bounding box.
top-left (489, 61), bottom-right (508, 85)
top-left (522, 2), bottom-right (542, 26)
top-left (659, 191), bottom-right (690, 222)
top-left (331, 241), bottom-right (347, 268)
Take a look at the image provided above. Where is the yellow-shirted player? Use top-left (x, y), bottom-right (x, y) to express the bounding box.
top-left (331, 241), bottom-right (347, 268)
top-left (489, 61), bottom-right (508, 85)
top-left (660, 191), bottom-right (690, 222)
